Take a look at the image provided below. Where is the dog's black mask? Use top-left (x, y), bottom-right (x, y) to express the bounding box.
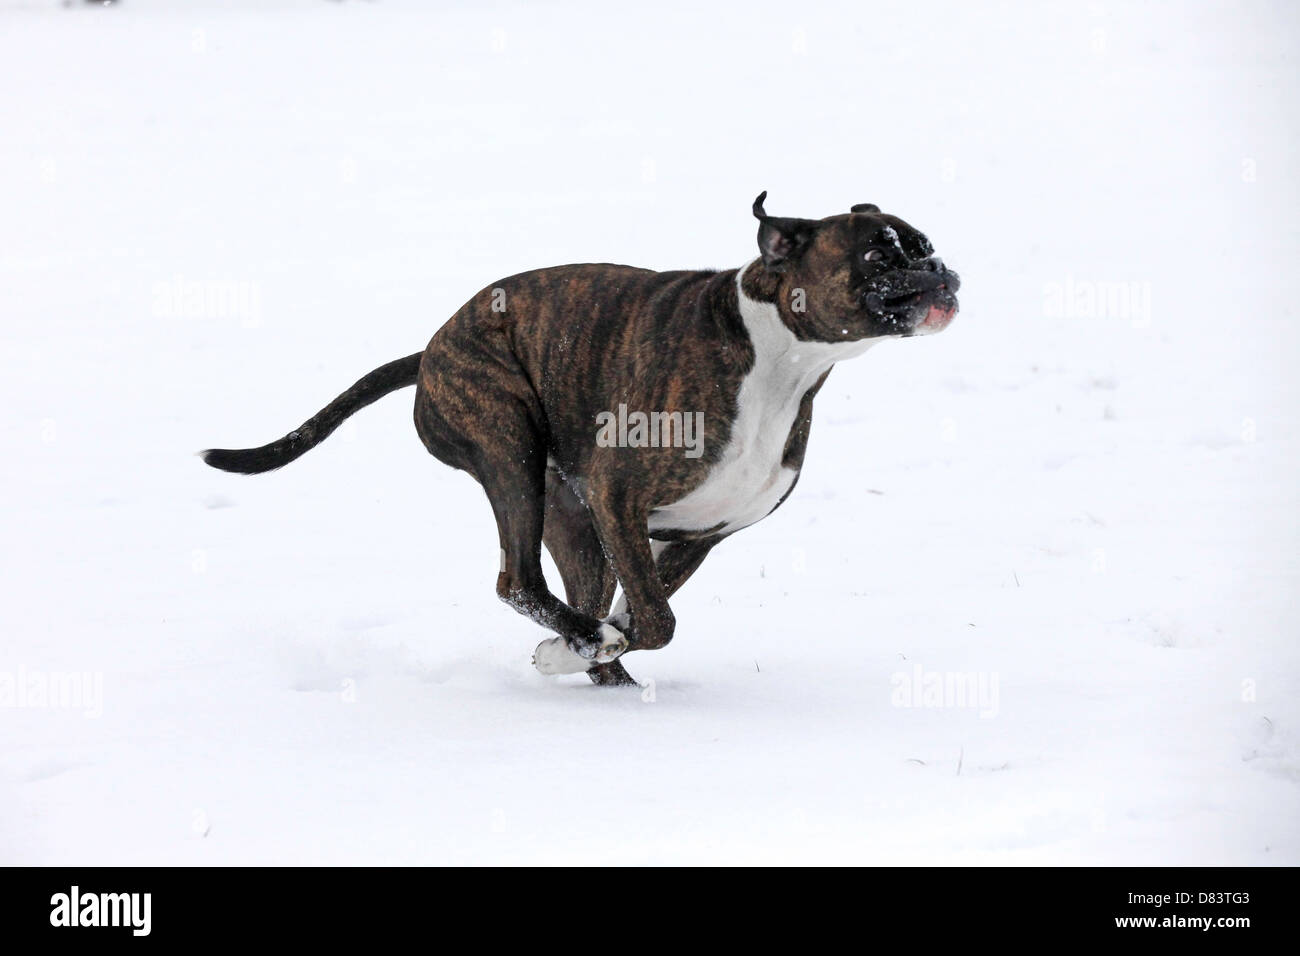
top-left (851, 206), bottom-right (961, 336)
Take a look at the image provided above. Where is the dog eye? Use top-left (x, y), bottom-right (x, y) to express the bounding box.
top-left (863, 249), bottom-right (885, 263)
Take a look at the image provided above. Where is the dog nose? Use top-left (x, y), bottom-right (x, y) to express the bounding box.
top-left (915, 257), bottom-right (959, 293)
top-left (921, 257), bottom-right (959, 293)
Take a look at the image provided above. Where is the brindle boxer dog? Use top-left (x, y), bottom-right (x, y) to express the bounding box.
top-left (203, 193), bottom-right (960, 686)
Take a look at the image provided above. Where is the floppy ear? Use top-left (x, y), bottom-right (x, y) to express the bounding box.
top-left (752, 191), bottom-right (821, 268)
top-left (851, 203), bottom-right (880, 214)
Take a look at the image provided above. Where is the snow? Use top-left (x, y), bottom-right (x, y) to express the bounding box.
top-left (1, 0), bottom-right (1297, 864)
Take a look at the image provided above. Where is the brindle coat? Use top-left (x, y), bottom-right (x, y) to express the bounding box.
top-left (203, 194), bottom-right (960, 686)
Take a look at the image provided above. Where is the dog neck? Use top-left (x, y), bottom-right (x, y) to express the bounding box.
top-left (734, 261), bottom-right (879, 381)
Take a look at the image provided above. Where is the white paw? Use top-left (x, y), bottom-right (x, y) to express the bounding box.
top-left (592, 622), bottom-right (628, 663)
top-left (532, 624), bottom-right (628, 676)
top-left (532, 637), bottom-right (592, 675)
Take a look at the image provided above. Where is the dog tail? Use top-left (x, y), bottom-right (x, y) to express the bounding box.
top-left (201, 352), bottom-right (422, 475)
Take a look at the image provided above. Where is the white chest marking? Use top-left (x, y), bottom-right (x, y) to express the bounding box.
top-left (648, 264), bottom-right (877, 536)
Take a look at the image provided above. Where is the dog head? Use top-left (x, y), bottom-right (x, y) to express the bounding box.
top-left (747, 191), bottom-right (960, 341)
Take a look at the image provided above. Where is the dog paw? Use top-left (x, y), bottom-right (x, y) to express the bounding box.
top-left (591, 622), bottom-right (629, 663)
top-left (532, 623), bottom-right (628, 676)
top-left (532, 637), bottom-right (590, 675)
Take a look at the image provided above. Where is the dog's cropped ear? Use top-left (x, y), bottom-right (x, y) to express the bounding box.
top-left (851, 203), bottom-right (880, 214)
top-left (752, 191), bottom-right (821, 269)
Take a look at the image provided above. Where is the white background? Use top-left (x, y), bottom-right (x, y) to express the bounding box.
top-left (1, 0), bottom-right (1296, 864)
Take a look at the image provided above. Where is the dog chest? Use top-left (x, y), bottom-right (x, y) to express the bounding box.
top-left (647, 266), bottom-right (875, 536)
top-left (646, 387), bottom-right (803, 536)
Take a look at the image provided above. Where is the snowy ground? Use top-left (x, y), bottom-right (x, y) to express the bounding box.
top-left (1, 0), bottom-right (1297, 865)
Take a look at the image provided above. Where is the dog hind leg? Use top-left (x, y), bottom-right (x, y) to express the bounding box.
top-left (470, 443), bottom-right (627, 675)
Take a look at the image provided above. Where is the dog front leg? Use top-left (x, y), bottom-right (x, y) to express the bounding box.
top-left (540, 468), bottom-right (635, 685)
top-left (586, 493), bottom-right (676, 653)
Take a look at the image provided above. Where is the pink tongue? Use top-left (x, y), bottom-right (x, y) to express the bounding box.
top-left (920, 304), bottom-right (956, 330)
